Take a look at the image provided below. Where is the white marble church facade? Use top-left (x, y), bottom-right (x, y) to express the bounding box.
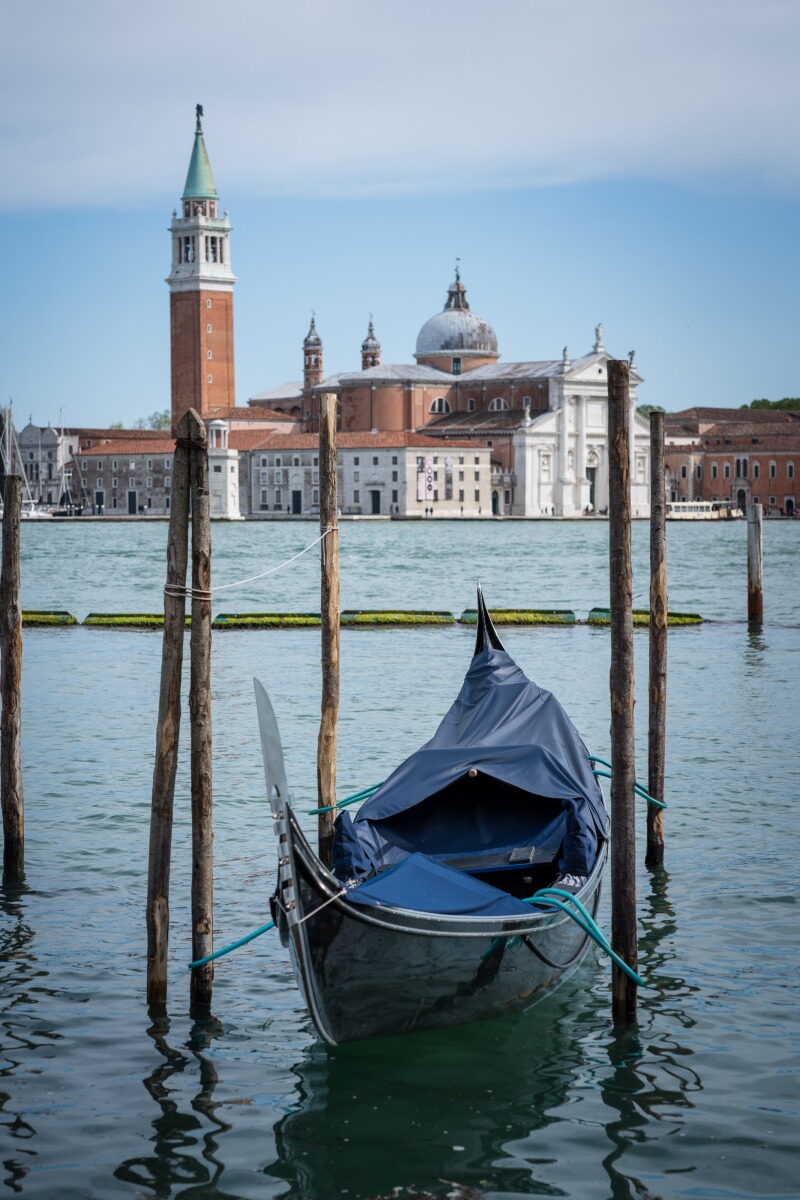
top-left (512, 337), bottom-right (650, 517)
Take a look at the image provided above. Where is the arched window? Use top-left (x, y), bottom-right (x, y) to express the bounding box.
top-left (735, 459), bottom-right (741, 477)
top-left (788, 462), bottom-right (795, 480)
top-left (488, 397), bottom-right (509, 412)
top-left (429, 397), bottom-right (451, 415)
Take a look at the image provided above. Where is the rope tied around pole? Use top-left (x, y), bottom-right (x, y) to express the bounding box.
top-left (162, 528), bottom-right (335, 602)
top-left (175, 435), bottom-right (208, 451)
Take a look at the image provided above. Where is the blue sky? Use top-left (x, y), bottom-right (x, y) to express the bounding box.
top-left (2, 0), bottom-right (798, 429)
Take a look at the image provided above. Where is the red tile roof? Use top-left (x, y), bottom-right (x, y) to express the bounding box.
top-left (254, 432), bottom-right (490, 451)
top-left (76, 436), bottom-right (175, 457)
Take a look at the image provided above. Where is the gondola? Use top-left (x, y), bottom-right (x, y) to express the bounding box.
top-left (256, 589), bottom-right (609, 1045)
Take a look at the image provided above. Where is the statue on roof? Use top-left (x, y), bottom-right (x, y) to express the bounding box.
top-left (195, 103), bottom-right (204, 131)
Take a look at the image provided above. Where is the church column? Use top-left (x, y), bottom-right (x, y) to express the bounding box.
top-left (559, 398), bottom-right (570, 482)
top-left (577, 396), bottom-right (587, 481)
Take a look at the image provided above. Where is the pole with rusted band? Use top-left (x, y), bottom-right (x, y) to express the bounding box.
top-left (1, 475), bottom-right (24, 875)
top-left (607, 359), bottom-right (638, 1024)
top-left (747, 501), bottom-right (763, 625)
top-left (147, 411), bottom-right (192, 1004)
top-left (647, 411), bottom-right (667, 869)
top-left (188, 410), bottom-right (214, 1007)
top-left (317, 392), bottom-right (340, 867)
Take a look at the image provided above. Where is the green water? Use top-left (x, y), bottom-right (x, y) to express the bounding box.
top-left (1, 519), bottom-right (798, 1198)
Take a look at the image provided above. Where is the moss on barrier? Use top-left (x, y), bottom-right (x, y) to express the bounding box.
top-left (82, 613), bottom-right (192, 629)
top-left (22, 610), bottom-right (77, 626)
top-left (213, 612), bottom-right (321, 629)
top-left (587, 607), bottom-right (703, 626)
top-left (460, 608), bottom-right (577, 626)
top-left (340, 610), bottom-right (455, 626)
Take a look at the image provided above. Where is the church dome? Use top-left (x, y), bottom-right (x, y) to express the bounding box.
top-left (415, 274), bottom-right (499, 361)
top-left (361, 318), bottom-right (380, 353)
top-left (303, 316), bottom-right (322, 349)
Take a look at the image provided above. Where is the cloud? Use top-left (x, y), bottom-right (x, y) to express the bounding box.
top-left (3, 0), bottom-right (799, 209)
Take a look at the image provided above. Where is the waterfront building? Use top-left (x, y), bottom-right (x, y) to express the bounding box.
top-left (16, 421), bottom-right (80, 506)
top-left (244, 432), bottom-right (492, 517)
top-left (262, 276), bottom-right (651, 517)
top-left (665, 407), bottom-right (799, 515)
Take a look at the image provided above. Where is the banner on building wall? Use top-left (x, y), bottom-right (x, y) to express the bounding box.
top-left (417, 456), bottom-right (434, 501)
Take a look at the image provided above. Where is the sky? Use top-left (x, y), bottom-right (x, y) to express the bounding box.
top-left (2, 0), bottom-right (798, 430)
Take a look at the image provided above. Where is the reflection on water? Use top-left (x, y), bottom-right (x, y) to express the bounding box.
top-left (0, 872), bottom-right (51, 1195)
top-left (114, 1008), bottom-right (230, 1199)
top-left (599, 872), bottom-right (702, 1200)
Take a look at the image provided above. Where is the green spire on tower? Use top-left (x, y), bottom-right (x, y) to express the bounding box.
top-left (183, 104), bottom-right (218, 200)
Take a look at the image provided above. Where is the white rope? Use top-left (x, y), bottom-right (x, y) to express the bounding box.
top-left (164, 527), bottom-right (335, 601)
top-left (211, 527), bottom-right (334, 594)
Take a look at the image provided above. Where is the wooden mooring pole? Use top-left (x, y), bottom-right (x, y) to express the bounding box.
top-left (747, 500), bottom-right (763, 625)
top-left (189, 413), bottom-right (214, 1008)
top-left (647, 411), bottom-right (667, 869)
top-left (317, 392), bottom-right (340, 867)
top-left (147, 412), bottom-right (192, 1004)
top-left (607, 359), bottom-right (638, 1024)
top-left (1, 475), bottom-right (24, 875)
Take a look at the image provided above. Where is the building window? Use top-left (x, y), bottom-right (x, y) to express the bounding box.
top-left (207, 351), bottom-right (213, 360)
top-left (147, 459), bottom-right (153, 470)
top-left (165, 477), bottom-right (171, 489)
top-left (474, 457), bottom-right (480, 465)
top-left (275, 488), bottom-right (282, 504)
top-left (392, 490), bottom-right (398, 503)
top-left (293, 457), bottom-right (300, 466)
top-left (769, 461), bottom-right (777, 478)
top-left (147, 497), bottom-right (152, 509)
top-left (458, 489), bottom-right (464, 502)
top-left (505, 490), bottom-right (511, 504)
top-left (458, 470), bottom-right (464, 481)
top-left (372, 456), bottom-right (379, 466)
top-left (474, 490), bottom-right (480, 502)
top-left (724, 463), bottom-right (730, 479)
top-left (488, 397), bottom-right (509, 411)
top-left (788, 462), bottom-right (795, 479)
top-left (353, 471), bottom-right (359, 482)
top-left (769, 495), bottom-right (776, 506)
top-left (467, 398), bottom-right (476, 412)
top-left (452, 357), bottom-right (462, 375)
top-left (354, 490), bottom-right (360, 503)
top-left (392, 456), bottom-right (398, 465)
top-left (81, 460), bottom-right (87, 471)
top-left (213, 464), bottom-right (222, 474)
top-left (97, 460), bottom-right (103, 471)
top-left (129, 460), bottom-right (136, 470)
top-left (147, 477), bottom-right (153, 488)
top-left (681, 465), bottom-right (687, 478)
top-left (112, 477), bottom-right (118, 488)
top-left (433, 490), bottom-right (439, 501)
top-left (129, 477), bottom-right (135, 487)
top-left (392, 471), bottom-right (398, 481)
top-left (354, 457), bottom-right (359, 466)
top-left (429, 397), bottom-right (451, 414)
top-left (207, 375), bottom-right (213, 383)
top-left (275, 457), bottom-right (282, 466)
top-left (474, 471), bottom-right (480, 481)
top-left (206, 299), bottom-right (212, 308)
top-left (260, 470), bottom-right (268, 485)
top-left (753, 462), bottom-right (760, 479)
top-left (260, 489), bottom-right (268, 507)
top-left (165, 497), bottom-right (170, 511)
top-left (711, 462), bottom-right (718, 479)
top-left (207, 324), bottom-right (212, 333)
top-left (312, 488), bottom-right (319, 504)
top-left (696, 464), bottom-right (702, 479)
top-left (260, 456), bottom-right (268, 468)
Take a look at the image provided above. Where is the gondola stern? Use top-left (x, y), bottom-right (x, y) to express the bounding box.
top-left (473, 584), bottom-right (506, 656)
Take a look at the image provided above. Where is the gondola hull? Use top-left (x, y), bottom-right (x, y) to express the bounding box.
top-left (273, 807), bottom-right (605, 1045)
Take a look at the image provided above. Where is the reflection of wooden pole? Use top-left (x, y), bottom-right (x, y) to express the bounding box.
top-left (647, 411), bottom-right (667, 869)
top-left (317, 392), bottom-right (340, 867)
top-left (189, 411), bottom-right (214, 1007)
top-left (147, 412), bottom-right (191, 1004)
top-left (747, 501), bottom-right (763, 625)
top-left (607, 360), bottom-right (638, 1024)
top-left (1, 475), bottom-right (24, 875)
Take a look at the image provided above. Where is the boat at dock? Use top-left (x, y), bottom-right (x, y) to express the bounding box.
top-left (256, 590), bottom-right (609, 1044)
top-left (666, 500), bottom-right (743, 519)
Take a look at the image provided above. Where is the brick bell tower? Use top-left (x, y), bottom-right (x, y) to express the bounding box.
top-left (168, 105), bottom-right (236, 434)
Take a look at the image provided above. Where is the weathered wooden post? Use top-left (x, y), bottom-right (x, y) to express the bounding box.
top-left (647, 411), bottom-right (667, 869)
top-left (317, 392), bottom-right (340, 867)
top-left (1, 475), bottom-right (24, 875)
top-left (747, 500), bottom-right (763, 625)
top-left (607, 359), bottom-right (638, 1024)
top-left (189, 412), bottom-right (214, 1007)
top-left (146, 412), bottom-right (192, 1004)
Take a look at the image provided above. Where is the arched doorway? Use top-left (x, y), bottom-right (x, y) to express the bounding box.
top-left (737, 488), bottom-right (747, 513)
top-left (491, 491), bottom-right (499, 515)
top-left (786, 498), bottom-right (795, 515)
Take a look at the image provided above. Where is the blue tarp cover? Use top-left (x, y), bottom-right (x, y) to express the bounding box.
top-left (332, 645), bottom-right (608, 880)
top-left (345, 853), bottom-right (535, 918)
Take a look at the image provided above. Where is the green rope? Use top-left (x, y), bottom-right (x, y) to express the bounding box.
top-left (306, 781), bottom-right (384, 816)
top-left (523, 886), bottom-right (645, 987)
top-left (588, 756), bottom-right (667, 809)
top-left (188, 919), bottom-right (275, 970)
